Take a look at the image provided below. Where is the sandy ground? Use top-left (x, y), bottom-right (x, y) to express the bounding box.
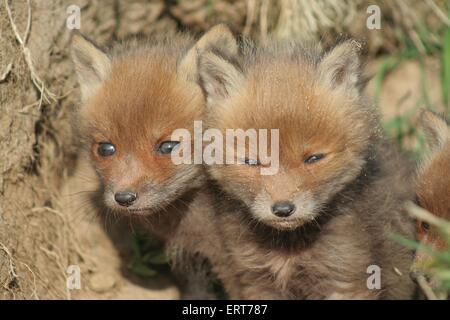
top-left (60, 159), bottom-right (180, 300)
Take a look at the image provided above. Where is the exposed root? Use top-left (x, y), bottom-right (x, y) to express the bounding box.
top-left (4, 0), bottom-right (57, 108)
top-left (0, 242), bottom-right (39, 300)
top-left (19, 262), bottom-right (39, 300)
top-left (39, 246), bottom-right (71, 300)
top-left (0, 62), bottom-right (12, 82)
top-left (0, 242), bottom-right (18, 280)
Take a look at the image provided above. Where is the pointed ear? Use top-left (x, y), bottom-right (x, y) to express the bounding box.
top-left (317, 40), bottom-right (362, 92)
top-left (420, 109), bottom-right (450, 150)
top-left (197, 50), bottom-right (244, 107)
top-left (178, 24), bottom-right (239, 81)
top-left (71, 32), bottom-right (111, 101)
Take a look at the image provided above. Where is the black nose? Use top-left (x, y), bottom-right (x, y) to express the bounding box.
top-left (114, 191), bottom-right (137, 206)
top-left (271, 201), bottom-right (296, 217)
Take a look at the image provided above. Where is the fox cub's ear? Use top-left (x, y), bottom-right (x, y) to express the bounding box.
top-left (197, 49), bottom-right (244, 107)
top-left (71, 32), bottom-right (111, 101)
top-left (178, 24), bottom-right (239, 82)
top-left (195, 26), bottom-right (242, 107)
top-left (420, 109), bottom-right (450, 151)
top-left (318, 40), bottom-right (363, 94)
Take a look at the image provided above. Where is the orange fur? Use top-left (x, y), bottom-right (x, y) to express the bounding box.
top-left (198, 39), bottom-right (416, 299)
top-left (82, 52), bottom-right (204, 194)
top-left (71, 26), bottom-right (238, 298)
top-left (416, 110), bottom-right (450, 256)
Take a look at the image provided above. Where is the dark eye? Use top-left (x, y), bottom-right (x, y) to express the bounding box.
top-left (304, 153), bottom-right (325, 164)
top-left (421, 222), bottom-right (430, 232)
top-left (98, 142), bottom-right (116, 157)
top-left (157, 141), bottom-right (180, 154)
top-left (244, 158), bottom-right (259, 166)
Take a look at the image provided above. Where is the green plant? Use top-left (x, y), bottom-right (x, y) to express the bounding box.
top-left (442, 28), bottom-right (450, 111)
top-left (392, 203), bottom-right (450, 300)
top-left (128, 234), bottom-right (169, 278)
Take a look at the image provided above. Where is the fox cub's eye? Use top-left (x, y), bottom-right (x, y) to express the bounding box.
top-left (98, 142), bottom-right (116, 157)
top-left (421, 222), bottom-right (430, 232)
top-left (304, 153), bottom-right (325, 164)
top-left (157, 141), bottom-right (180, 154)
top-left (244, 158), bottom-right (259, 166)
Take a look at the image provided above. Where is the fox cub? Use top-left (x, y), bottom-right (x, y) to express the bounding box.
top-left (71, 25), bottom-right (238, 298)
top-left (416, 110), bottom-right (450, 254)
top-left (197, 39), bottom-right (417, 299)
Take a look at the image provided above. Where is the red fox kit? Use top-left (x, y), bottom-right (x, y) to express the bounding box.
top-left (416, 110), bottom-right (450, 255)
top-left (197, 39), bottom-right (416, 299)
top-left (71, 25), bottom-right (238, 298)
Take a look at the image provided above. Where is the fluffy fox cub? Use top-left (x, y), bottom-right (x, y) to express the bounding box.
top-left (71, 25), bottom-right (238, 297)
top-left (416, 110), bottom-right (450, 254)
top-left (197, 39), bottom-right (416, 299)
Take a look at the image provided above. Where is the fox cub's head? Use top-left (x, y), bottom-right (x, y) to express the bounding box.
top-left (71, 25), bottom-right (237, 214)
top-left (416, 110), bottom-right (450, 246)
top-left (199, 40), bottom-right (378, 230)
